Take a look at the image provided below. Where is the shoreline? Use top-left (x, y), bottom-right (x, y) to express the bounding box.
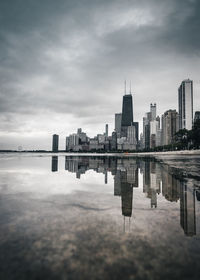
top-left (1, 149), bottom-right (200, 157)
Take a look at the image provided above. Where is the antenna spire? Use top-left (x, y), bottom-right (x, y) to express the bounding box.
top-left (124, 80), bottom-right (127, 95)
top-left (130, 81), bottom-right (132, 94)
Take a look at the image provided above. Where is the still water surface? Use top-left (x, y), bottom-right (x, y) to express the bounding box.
top-left (0, 153), bottom-right (200, 280)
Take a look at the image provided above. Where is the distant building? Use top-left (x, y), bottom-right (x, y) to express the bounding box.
top-left (150, 120), bottom-right (159, 149)
top-left (52, 134), bottom-right (59, 152)
top-left (115, 113), bottom-right (122, 136)
top-left (132, 122), bottom-right (139, 143)
top-left (143, 111), bottom-right (152, 149)
top-left (111, 131), bottom-right (117, 150)
top-left (178, 79), bottom-right (193, 130)
top-left (150, 103), bottom-right (157, 121)
top-left (89, 138), bottom-right (104, 151)
top-left (97, 134), bottom-right (105, 144)
top-left (105, 124), bottom-right (108, 137)
top-left (156, 129), bottom-right (162, 147)
top-left (162, 110), bottom-right (179, 145)
top-left (66, 133), bottom-right (79, 151)
top-left (77, 128), bottom-right (87, 143)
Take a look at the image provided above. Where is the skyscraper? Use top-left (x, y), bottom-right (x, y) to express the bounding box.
top-left (121, 92), bottom-right (133, 137)
top-left (150, 103), bottom-right (156, 121)
top-left (52, 134), bottom-right (59, 152)
top-left (162, 110), bottom-right (179, 145)
top-left (105, 124), bottom-right (108, 137)
top-left (115, 113), bottom-right (122, 135)
top-left (178, 79), bottom-right (193, 130)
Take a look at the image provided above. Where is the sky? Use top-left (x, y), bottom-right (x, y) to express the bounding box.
top-left (0, 0), bottom-right (200, 150)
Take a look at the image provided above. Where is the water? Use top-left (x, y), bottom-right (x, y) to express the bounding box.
top-left (0, 153), bottom-right (200, 280)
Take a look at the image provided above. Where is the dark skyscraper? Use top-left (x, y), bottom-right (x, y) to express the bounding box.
top-left (121, 94), bottom-right (133, 137)
top-left (52, 134), bottom-right (59, 152)
top-left (121, 94), bottom-right (133, 126)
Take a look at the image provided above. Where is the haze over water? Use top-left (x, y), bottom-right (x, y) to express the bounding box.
top-left (0, 153), bottom-right (200, 279)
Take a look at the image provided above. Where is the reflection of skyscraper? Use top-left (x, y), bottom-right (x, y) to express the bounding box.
top-left (114, 170), bottom-right (121, 196)
top-left (180, 182), bottom-right (196, 236)
top-left (121, 171), bottom-right (133, 217)
top-left (113, 158), bottom-right (139, 220)
top-left (142, 161), bottom-right (162, 208)
top-left (105, 171), bottom-right (108, 184)
top-left (51, 156), bottom-right (58, 172)
top-left (161, 165), bottom-right (180, 202)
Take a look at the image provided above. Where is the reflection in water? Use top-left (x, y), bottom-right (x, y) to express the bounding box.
top-left (51, 156), bottom-right (199, 236)
top-left (51, 156), bottom-right (58, 172)
top-left (180, 182), bottom-right (196, 236)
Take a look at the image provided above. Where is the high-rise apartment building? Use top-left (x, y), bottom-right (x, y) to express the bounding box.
top-left (178, 79), bottom-right (193, 130)
top-left (115, 113), bottom-right (122, 135)
top-left (162, 110), bottom-right (179, 146)
top-left (52, 134), bottom-right (59, 152)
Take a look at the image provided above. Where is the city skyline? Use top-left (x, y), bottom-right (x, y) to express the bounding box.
top-left (0, 0), bottom-right (200, 150)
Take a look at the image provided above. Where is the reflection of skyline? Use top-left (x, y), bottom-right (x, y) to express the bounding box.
top-left (51, 156), bottom-right (200, 236)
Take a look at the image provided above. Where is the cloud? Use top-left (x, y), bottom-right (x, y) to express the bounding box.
top-left (0, 0), bottom-right (200, 149)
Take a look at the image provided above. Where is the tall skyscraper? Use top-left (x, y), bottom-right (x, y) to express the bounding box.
top-left (178, 79), bottom-right (193, 130)
top-left (121, 94), bottom-right (133, 137)
top-left (52, 134), bottom-right (59, 152)
top-left (121, 82), bottom-right (133, 137)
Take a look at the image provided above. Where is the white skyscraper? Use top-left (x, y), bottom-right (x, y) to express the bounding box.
top-left (178, 79), bottom-right (193, 130)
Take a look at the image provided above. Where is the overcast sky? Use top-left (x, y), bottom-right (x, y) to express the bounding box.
top-left (0, 0), bottom-right (200, 150)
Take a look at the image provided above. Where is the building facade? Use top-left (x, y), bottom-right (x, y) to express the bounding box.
top-left (178, 79), bottom-right (193, 130)
top-left (115, 113), bottom-right (122, 136)
top-left (162, 110), bottom-right (179, 146)
top-left (121, 94), bottom-right (133, 137)
top-left (52, 134), bottom-right (59, 152)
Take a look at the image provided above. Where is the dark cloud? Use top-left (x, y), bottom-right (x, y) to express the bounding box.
top-left (0, 0), bottom-right (200, 149)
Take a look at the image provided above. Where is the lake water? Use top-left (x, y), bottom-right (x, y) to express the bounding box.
top-left (0, 153), bottom-right (200, 280)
